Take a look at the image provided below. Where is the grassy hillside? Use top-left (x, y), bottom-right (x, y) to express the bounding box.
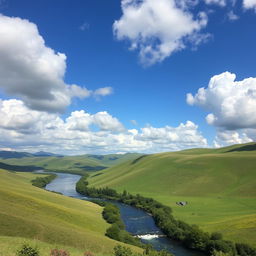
top-left (0, 153), bottom-right (142, 174)
top-left (0, 236), bottom-right (111, 256)
top-left (88, 143), bottom-right (256, 247)
top-left (0, 170), bottom-right (141, 255)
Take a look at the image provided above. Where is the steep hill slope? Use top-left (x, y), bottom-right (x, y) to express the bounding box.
top-left (0, 170), bottom-right (140, 255)
top-left (88, 143), bottom-right (256, 246)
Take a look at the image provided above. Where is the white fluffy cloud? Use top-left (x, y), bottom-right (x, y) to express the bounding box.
top-left (187, 72), bottom-right (256, 130)
top-left (243, 0), bottom-right (256, 10)
top-left (93, 111), bottom-right (125, 132)
top-left (136, 121), bottom-right (207, 151)
top-left (0, 14), bottom-right (111, 113)
top-left (213, 129), bottom-right (253, 147)
top-left (187, 72), bottom-right (256, 147)
top-left (113, 0), bottom-right (208, 65)
top-left (0, 99), bottom-right (207, 154)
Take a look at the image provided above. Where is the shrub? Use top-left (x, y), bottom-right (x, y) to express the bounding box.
top-left (211, 232), bottom-right (223, 241)
top-left (235, 243), bottom-right (256, 256)
top-left (106, 224), bottom-right (121, 240)
top-left (17, 244), bottom-right (39, 256)
top-left (50, 249), bottom-right (70, 256)
top-left (114, 245), bottom-right (133, 256)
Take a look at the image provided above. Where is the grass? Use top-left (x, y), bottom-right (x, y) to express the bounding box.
top-left (0, 153), bottom-right (142, 174)
top-left (0, 236), bottom-right (113, 256)
top-left (88, 143), bottom-right (256, 247)
top-left (0, 170), bottom-right (142, 255)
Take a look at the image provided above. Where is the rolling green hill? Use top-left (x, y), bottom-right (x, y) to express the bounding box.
top-left (88, 143), bottom-right (256, 247)
top-left (0, 169), bottom-right (141, 256)
top-left (0, 153), bottom-right (142, 174)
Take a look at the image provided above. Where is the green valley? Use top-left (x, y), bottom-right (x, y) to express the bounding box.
top-left (88, 143), bottom-right (256, 247)
top-left (0, 153), bottom-right (142, 174)
top-left (0, 169), bottom-right (141, 256)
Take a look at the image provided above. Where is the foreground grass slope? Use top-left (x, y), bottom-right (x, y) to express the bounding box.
top-left (88, 143), bottom-right (256, 247)
top-left (0, 236), bottom-right (112, 256)
top-left (0, 153), bottom-right (142, 174)
top-left (0, 170), bottom-right (140, 255)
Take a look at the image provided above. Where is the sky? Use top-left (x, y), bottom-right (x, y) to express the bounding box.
top-left (0, 0), bottom-right (256, 155)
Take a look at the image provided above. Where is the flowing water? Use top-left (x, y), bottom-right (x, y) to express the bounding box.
top-left (45, 173), bottom-right (202, 256)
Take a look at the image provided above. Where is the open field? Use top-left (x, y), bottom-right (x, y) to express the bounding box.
top-left (0, 170), bottom-right (141, 255)
top-left (88, 143), bottom-right (256, 247)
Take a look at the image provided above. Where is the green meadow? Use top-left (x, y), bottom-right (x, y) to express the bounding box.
top-left (88, 143), bottom-right (256, 247)
top-left (0, 170), bottom-right (141, 256)
top-left (0, 153), bottom-right (142, 174)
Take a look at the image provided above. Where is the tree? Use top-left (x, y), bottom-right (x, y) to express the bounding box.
top-left (114, 245), bottom-right (133, 256)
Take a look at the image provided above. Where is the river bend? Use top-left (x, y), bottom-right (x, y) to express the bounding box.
top-left (45, 172), bottom-right (200, 256)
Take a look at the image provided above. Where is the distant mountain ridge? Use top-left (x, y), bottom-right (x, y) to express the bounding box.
top-left (0, 151), bottom-right (33, 159)
top-left (0, 150), bottom-right (63, 158)
top-left (33, 151), bottom-right (63, 157)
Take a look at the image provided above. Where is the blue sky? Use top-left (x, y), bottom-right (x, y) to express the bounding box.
top-left (0, 0), bottom-right (255, 154)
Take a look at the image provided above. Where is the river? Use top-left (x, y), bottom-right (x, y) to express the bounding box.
top-left (45, 172), bottom-right (201, 256)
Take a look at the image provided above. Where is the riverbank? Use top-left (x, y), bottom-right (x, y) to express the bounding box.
top-left (88, 148), bottom-right (256, 248)
top-left (0, 170), bottom-right (141, 255)
top-left (45, 172), bottom-right (202, 256)
top-left (31, 173), bottom-right (57, 188)
top-left (76, 175), bottom-right (256, 256)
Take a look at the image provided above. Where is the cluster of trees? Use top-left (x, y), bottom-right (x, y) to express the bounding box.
top-left (76, 176), bottom-right (256, 256)
top-left (76, 176), bottom-right (118, 198)
top-left (91, 199), bottom-right (143, 247)
top-left (31, 174), bottom-right (57, 188)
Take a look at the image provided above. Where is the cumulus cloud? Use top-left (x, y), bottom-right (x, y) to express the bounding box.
top-left (187, 72), bottom-right (256, 130)
top-left (113, 0), bottom-right (208, 65)
top-left (213, 129), bottom-right (253, 148)
top-left (0, 14), bottom-right (111, 113)
top-left (0, 99), bottom-right (207, 154)
top-left (0, 99), bottom-right (60, 134)
top-left (136, 121), bottom-right (207, 151)
top-left (65, 111), bottom-right (93, 131)
top-left (243, 0), bottom-right (256, 10)
top-left (93, 111), bottom-right (125, 132)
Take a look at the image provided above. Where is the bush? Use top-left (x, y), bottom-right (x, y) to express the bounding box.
top-left (235, 243), bottom-right (256, 256)
top-left (17, 244), bottom-right (39, 256)
top-left (211, 250), bottom-right (231, 256)
top-left (50, 249), bottom-right (70, 256)
top-left (211, 232), bottom-right (223, 241)
top-left (114, 245), bottom-right (133, 256)
top-left (106, 224), bottom-right (121, 240)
